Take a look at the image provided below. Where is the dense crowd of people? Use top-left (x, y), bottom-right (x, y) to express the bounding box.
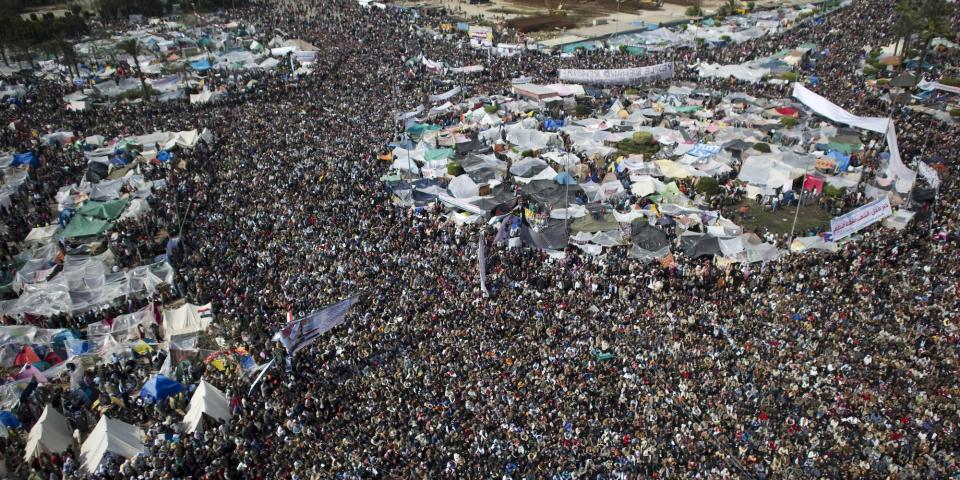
top-left (1, 0), bottom-right (958, 478)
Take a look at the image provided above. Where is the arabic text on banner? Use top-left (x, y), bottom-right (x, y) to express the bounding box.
top-left (557, 63), bottom-right (674, 85)
top-left (830, 196), bottom-right (893, 240)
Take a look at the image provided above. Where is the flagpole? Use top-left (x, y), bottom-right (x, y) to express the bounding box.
top-left (788, 189), bottom-right (804, 247)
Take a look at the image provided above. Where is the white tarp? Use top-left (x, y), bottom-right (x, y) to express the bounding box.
top-left (182, 380), bottom-right (231, 433)
top-left (830, 196), bottom-right (893, 240)
top-left (25, 405), bottom-right (73, 461)
top-left (558, 63), bottom-right (674, 85)
top-left (81, 416), bottom-right (144, 473)
top-left (791, 83), bottom-right (914, 192)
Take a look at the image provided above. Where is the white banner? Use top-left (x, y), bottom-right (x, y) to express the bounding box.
top-left (272, 296), bottom-right (358, 355)
top-left (558, 63), bottom-right (674, 85)
top-left (792, 83), bottom-right (914, 192)
top-left (830, 197), bottom-right (893, 240)
top-left (478, 236), bottom-right (488, 297)
top-left (429, 86), bottom-right (461, 103)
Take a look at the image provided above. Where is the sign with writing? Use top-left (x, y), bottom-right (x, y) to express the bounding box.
top-left (558, 63), bottom-right (674, 85)
top-left (830, 196), bottom-right (892, 240)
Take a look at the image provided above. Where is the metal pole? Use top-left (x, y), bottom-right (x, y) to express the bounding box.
top-left (788, 189), bottom-right (803, 246)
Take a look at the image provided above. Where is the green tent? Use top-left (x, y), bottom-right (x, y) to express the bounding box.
top-left (570, 213), bottom-right (620, 233)
top-left (625, 46), bottom-right (646, 57)
top-left (62, 215), bottom-right (111, 238)
top-left (425, 148), bottom-right (453, 162)
top-left (676, 105), bottom-right (703, 113)
top-left (76, 199), bottom-right (130, 221)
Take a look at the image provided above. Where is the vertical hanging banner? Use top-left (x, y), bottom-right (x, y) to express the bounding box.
top-left (478, 236), bottom-right (488, 297)
top-left (558, 63), bottom-right (674, 85)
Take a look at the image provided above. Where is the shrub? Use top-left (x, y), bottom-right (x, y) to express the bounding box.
top-left (940, 77), bottom-right (960, 87)
top-left (695, 177), bottom-right (720, 196)
top-left (779, 72), bottom-right (799, 82)
top-left (483, 104), bottom-right (498, 114)
top-left (617, 132), bottom-right (660, 157)
top-left (753, 142), bottom-right (771, 153)
top-left (685, 6), bottom-right (703, 16)
top-left (721, 35), bottom-right (732, 42)
top-left (624, 87), bottom-right (638, 96)
top-left (950, 108), bottom-right (960, 118)
top-left (632, 131), bottom-right (653, 143)
top-left (863, 65), bottom-right (879, 76)
top-left (823, 184), bottom-right (845, 198)
top-left (747, 1), bottom-right (755, 10)
top-left (779, 116), bottom-right (798, 127)
top-left (574, 104), bottom-right (591, 116)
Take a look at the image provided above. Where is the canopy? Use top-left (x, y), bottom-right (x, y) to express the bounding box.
top-left (80, 416), bottom-right (144, 473)
top-left (182, 380), bottom-right (232, 433)
top-left (140, 375), bottom-right (186, 403)
top-left (62, 215), bottom-right (111, 238)
top-left (630, 222), bottom-right (669, 251)
top-left (76, 199), bottom-right (130, 221)
top-left (25, 405), bottom-right (72, 461)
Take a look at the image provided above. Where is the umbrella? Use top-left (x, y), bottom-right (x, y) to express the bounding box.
top-left (140, 375), bottom-right (186, 403)
top-left (0, 411), bottom-right (20, 429)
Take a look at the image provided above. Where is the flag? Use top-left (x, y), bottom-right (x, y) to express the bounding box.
top-left (272, 296), bottom-right (358, 355)
top-left (248, 359), bottom-right (274, 395)
top-left (478, 236), bottom-right (488, 297)
top-left (918, 162), bottom-right (940, 190)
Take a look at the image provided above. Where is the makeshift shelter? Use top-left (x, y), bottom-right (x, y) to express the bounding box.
top-left (681, 234), bottom-right (721, 259)
top-left (631, 222), bottom-right (669, 251)
top-left (140, 375), bottom-right (186, 403)
top-left (61, 215), bottom-right (111, 239)
top-left (76, 199), bottom-right (130, 221)
top-left (80, 416), bottom-right (144, 474)
top-left (25, 405), bottom-right (73, 461)
top-left (182, 380), bottom-right (232, 433)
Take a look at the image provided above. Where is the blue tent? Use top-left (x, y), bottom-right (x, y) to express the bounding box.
top-left (11, 152), bottom-right (37, 167)
top-left (190, 59), bottom-right (212, 72)
top-left (0, 411), bottom-right (20, 429)
top-left (140, 375), bottom-right (186, 403)
top-left (554, 171), bottom-right (578, 185)
top-left (157, 150), bottom-right (172, 162)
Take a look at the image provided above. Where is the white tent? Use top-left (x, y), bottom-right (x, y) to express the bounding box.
top-left (163, 303), bottom-right (213, 340)
top-left (25, 405), bottom-right (73, 462)
top-left (182, 380), bottom-right (232, 433)
top-left (80, 416), bottom-right (144, 473)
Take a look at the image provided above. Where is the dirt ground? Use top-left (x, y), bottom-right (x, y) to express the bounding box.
top-left (727, 200), bottom-right (833, 236)
top-left (402, 0), bottom-right (809, 41)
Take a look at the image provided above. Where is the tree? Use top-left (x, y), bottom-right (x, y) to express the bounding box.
top-left (718, 0), bottom-right (740, 16)
top-left (915, 0), bottom-right (955, 71)
top-left (118, 39), bottom-right (150, 102)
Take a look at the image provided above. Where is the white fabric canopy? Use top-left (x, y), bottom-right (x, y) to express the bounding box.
top-left (182, 380), bottom-right (232, 433)
top-left (25, 405), bottom-right (73, 461)
top-left (163, 303), bottom-right (213, 340)
top-left (80, 416), bottom-right (144, 473)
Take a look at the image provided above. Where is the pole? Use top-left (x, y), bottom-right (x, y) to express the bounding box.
top-left (788, 189), bottom-right (803, 247)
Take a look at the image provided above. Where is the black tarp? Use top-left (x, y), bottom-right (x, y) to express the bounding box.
top-left (681, 234), bottom-right (720, 258)
top-left (630, 222), bottom-right (669, 251)
top-left (520, 218), bottom-right (570, 250)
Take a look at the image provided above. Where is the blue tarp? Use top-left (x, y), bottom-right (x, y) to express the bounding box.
top-left (190, 59), bottom-right (212, 71)
top-left (554, 171), bottom-right (578, 185)
top-left (11, 152), bottom-right (37, 167)
top-left (687, 144), bottom-right (722, 158)
top-left (140, 375), bottom-right (186, 402)
top-left (157, 150), bottom-right (172, 162)
top-left (543, 118), bottom-right (564, 131)
top-left (829, 151), bottom-right (851, 171)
